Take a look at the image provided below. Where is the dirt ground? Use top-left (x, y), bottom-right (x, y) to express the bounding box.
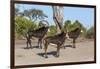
top-left (15, 38), bottom-right (94, 66)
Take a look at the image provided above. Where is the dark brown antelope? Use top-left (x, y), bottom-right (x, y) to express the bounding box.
top-left (26, 20), bottom-right (49, 49)
top-left (43, 31), bottom-right (69, 58)
top-left (68, 27), bottom-right (82, 48)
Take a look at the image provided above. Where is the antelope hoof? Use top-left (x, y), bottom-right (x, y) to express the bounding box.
top-left (56, 54), bottom-right (59, 57)
top-left (39, 46), bottom-right (42, 49)
top-left (40, 47), bottom-right (42, 49)
top-left (73, 46), bottom-right (76, 48)
top-left (44, 55), bottom-right (48, 58)
top-left (64, 46), bottom-right (66, 49)
top-left (30, 47), bottom-right (32, 49)
top-left (26, 47), bottom-right (29, 49)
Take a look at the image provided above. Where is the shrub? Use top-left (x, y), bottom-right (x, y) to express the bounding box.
top-left (15, 16), bottom-right (37, 39)
top-left (85, 26), bottom-right (94, 39)
top-left (47, 25), bottom-right (57, 36)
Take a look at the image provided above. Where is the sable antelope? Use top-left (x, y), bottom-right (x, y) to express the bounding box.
top-left (43, 31), bottom-right (69, 58)
top-left (68, 27), bottom-right (82, 48)
top-left (26, 20), bottom-right (49, 49)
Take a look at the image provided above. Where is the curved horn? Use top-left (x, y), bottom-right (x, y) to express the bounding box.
top-left (39, 20), bottom-right (49, 27)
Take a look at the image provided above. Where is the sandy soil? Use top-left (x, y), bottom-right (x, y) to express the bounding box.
top-left (15, 38), bottom-right (94, 66)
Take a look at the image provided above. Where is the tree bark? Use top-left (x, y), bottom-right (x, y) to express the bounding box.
top-left (52, 6), bottom-right (63, 33)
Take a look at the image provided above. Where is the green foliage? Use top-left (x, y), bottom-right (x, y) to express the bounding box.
top-left (20, 9), bottom-right (47, 22)
top-left (64, 20), bottom-right (82, 32)
top-left (15, 16), bottom-right (37, 39)
top-left (64, 20), bottom-right (94, 39)
top-left (63, 20), bottom-right (71, 32)
top-left (47, 25), bottom-right (57, 36)
top-left (31, 9), bottom-right (48, 20)
top-left (85, 26), bottom-right (94, 39)
top-left (15, 7), bottom-right (48, 39)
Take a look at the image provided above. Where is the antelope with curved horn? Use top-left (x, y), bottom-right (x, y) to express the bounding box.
top-left (26, 20), bottom-right (49, 49)
top-left (43, 31), bottom-right (69, 58)
top-left (68, 27), bottom-right (83, 48)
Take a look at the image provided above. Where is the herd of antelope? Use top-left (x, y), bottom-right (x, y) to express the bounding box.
top-left (26, 20), bottom-right (82, 58)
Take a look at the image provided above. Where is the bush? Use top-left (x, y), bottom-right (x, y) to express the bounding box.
top-left (64, 20), bottom-right (82, 32)
top-left (85, 26), bottom-right (94, 39)
top-left (47, 25), bottom-right (57, 36)
top-left (15, 16), bottom-right (38, 39)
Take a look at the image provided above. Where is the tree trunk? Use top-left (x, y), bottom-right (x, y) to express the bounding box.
top-left (52, 6), bottom-right (63, 33)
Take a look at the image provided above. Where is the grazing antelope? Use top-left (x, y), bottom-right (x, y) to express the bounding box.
top-left (68, 27), bottom-right (82, 48)
top-left (26, 20), bottom-right (49, 49)
top-left (43, 31), bottom-right (69, 58)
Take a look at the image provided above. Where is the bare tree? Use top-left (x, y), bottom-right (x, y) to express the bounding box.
top-left (52, 6), bottom-right (63, 33)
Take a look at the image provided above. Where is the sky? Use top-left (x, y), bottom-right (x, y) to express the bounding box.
top-left (15, 4), bottom-right (94, 28)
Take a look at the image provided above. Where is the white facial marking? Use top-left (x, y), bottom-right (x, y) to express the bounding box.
top-left (48, 28), bottom-right (50, 32)
top-left (81, 30), bottom-right (83, 33)
top-left (66, 34), bottom-right (70, 39)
